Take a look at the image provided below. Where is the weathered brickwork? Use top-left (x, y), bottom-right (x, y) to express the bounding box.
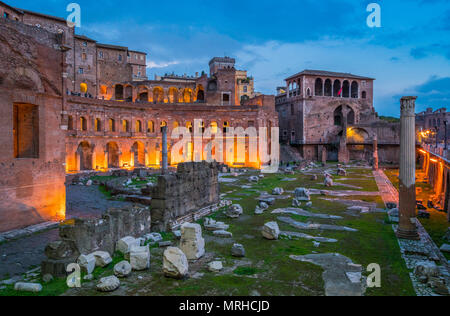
top-left (0, 18), bottom-right (66, 232)
top-left (150, 162), bottom-right (220, 231)
top-left (276, 70), bottom-right (400, 164)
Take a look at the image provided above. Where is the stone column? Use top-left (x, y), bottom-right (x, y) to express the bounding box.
top-left (372, 135), bottom-right (379, 170)
top-left (397, 96), bottom-right (420, 240)
top-left (338, 106), bottom-right (350, 164)
top-left (162, 126), bottom-right (168, 174)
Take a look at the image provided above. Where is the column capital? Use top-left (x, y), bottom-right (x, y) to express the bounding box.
top-left (400, 96), bottom-right (417, 115)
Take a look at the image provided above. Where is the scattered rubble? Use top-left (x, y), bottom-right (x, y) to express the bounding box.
top-left (96, 276), bottom-right (120, 292)
top-left (163, 247), bottom-right (189, 279)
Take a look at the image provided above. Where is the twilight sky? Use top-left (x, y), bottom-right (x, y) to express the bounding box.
top-left (9, 0), bottom-right (450, 117)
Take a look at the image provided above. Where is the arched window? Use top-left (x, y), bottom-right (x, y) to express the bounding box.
top-left (315, 78), bottom-right (323, 96)
top-left (95, 118), bottom-right (101, 132)
top-left (80, 83), bottom-right (88, 94)
top-left (223, 121), bottom-right (230, 133)
top-left (68, 115), bottom-right (74, 130)
top-left (333, 80), bottom-right (341, 97)
top-left (115, 85), bottom-right (124, 100)
top-left (362, 91), bottom-right (367, 99)
top-left (80, 117), bottom-right (87, 131)
top-left (306, 88), bottom-right (311, 97)
top-left (186, 121), bottom-right (193, 133)
top-left (136, 120), bottom-right (142, 133)
top-left (109, 119), bottom-right (115, 132)
top-left (324, 79), bottom-right (332, 96)
top-left (148, 121), bottom-right (155, 133)
top-left (351, 81), bottom-right (359, 98)
top-left (210, 122), bottom-right (218, 134)
top-left (100, 85), bottom-right (107, 95)
top-left (122, 120), bottom-right (129, 132)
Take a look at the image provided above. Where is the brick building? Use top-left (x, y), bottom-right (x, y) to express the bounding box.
top-left (275, 70), bottom-right (400, 163)
top-left (0, 2), bottom-right (278, 232)
top-left (416, 108), bottom-right (450, 144)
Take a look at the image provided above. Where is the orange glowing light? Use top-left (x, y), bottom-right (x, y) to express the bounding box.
top-left (430, 158), bottom-right (438, 163)
top-left (419, 150), bottom-right (427, 154)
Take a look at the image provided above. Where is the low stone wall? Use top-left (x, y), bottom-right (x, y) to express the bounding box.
top-left (41, 205), bottom-right (151, 277)
top-left (150, 161), bottom-right (220, 231)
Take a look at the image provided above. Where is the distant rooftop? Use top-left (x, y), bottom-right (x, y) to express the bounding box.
top-left (286, 69), bottom-right (375, 81)
top-left (209, 57), bottom-right (236, 66)
top-left (75, 34), bottom-right (97, 43)
top-left (96, 43), bottom-right (128, 51)
top-left (18, 8), bottom-right (67, 23)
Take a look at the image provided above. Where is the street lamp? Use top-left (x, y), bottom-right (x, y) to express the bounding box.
top-left (444, 120), bottom-right (448, 150)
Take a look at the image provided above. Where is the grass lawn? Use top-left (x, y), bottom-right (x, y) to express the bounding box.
top-left (0, 165), bottom-right (416, 296)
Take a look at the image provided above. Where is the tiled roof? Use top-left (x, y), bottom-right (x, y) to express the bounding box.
top-left (286, 69), bottom-right (375, 81)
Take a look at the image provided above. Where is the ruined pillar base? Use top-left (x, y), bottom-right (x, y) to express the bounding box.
top-left (396, 228), bottom-right (420, 240)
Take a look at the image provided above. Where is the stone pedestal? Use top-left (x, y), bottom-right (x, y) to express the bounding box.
top-left (397, 96), bottom-right (420, 240)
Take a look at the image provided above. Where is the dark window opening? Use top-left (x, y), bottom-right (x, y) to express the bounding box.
top-left (315, 78), bottom-right (323, 96)
top-left (13, 103), bottom-right (39, 158)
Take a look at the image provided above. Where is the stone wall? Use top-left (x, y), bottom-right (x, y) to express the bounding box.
top-left (150, 162), bottom-right (220, 231)
top-left (41, 205), bottom-right (151, 277)
top-left (0, 18), bottom-right (66, 232)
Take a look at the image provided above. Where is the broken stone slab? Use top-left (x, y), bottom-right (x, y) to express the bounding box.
top-left (254, 207), bottom-right (264, 215)
top-left (159, 241), bottom-right (173, 248)
top-left (292, 199), bottom-right (301, 207)
top-left (272, 188), bottom-right (284, 195)
top-left (258, 202), bottom-right (269, 210)
top-left (440, 244), bottom-right (450, 253)
top-left (114, 261), bottom-right (132, 278)
top-left (324, 176), bottom-right (334, 187)
top-left (414, 261), bottom-right (440, 282)
top-left (305, 202), bottom-right (313, 208)
top-left (116, 236), bottom-right (140, 255)
top-left (226, 204), bottom-right (243, 218)
top-left (337, 168), bottom-right (347, 176)
top-left (272, 208), bottom-right (342, 220)
top-left (294, 188), bottom-right (311, 201)
top-left (231, 243), bottom-right (246, 257)
top-left (257, 197), bottom-right (276, 205)
top-left (96, 276), bottom-right (120, 292)
top-left (77, 254), bottom-right (96, 274)
top-left (14, 282), bottom-right (42, 293)
top-left (278, 217), bottom-right (358, 232)
top-left (163, 247), bottom-right (189, 279)
top-left (388, 208), bottom-right (399, 223)
top-left (130, 245), bottom-right (150, 271)
top-left (180, 223), bottom-right (205, 260)
top-left (145, 232), bottom-right (163, 243)
top-left (290, 253), bottom-right (364, 296)
top-left (208, 261), bottom-right (223, 272)
top-left (173, 230), bottom-right (181, 239)
top-left (347, 206), bottom-right (370, 214)
top-left (280, 231), bottom-right (338, 243)
top-left (213, 230), bottom-right (233, 238)
top-left (262, 222), bottom-right (280, 240)
top-left (248, 176), bottom-right (259, 183)
top-left (124, 195), bottom-right (152, 206)
top-left (92, 251), bottom-right (113, 268)
top-left (204, 218), bottom-right (229, 232)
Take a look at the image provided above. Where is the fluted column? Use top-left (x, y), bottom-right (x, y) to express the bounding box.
top-left (397, 96), bottom-right (420, 240)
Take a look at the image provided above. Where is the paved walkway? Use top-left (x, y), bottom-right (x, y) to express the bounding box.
top-left (373, 169), bottom-right (399, 206)
top-left (0, 184), bottom-right (132, 280)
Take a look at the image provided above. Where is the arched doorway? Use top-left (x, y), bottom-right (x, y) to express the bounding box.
top-left (196, 85), bottom-right (205, 102)
top-left (115, 85), bottom-right (124, 100)
top-left (107, 142), bottom-right (120, 168)
top-left (77, 141), bottom-right (93, 171)
top-left (153, 87), bottom-right (164, 103)
top-left (132, 141), bottom-right (145, 167)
